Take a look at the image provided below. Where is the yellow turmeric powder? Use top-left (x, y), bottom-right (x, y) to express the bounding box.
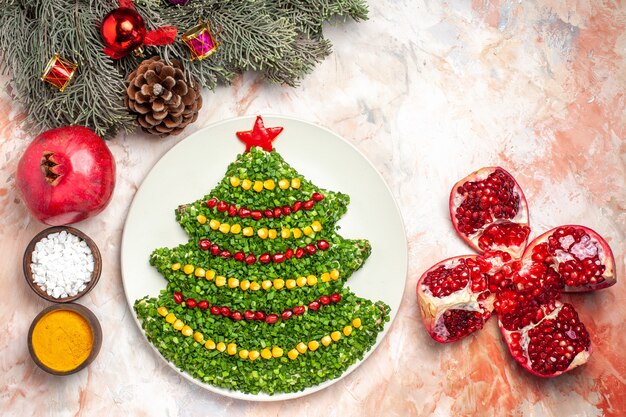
top-left (31, 310), bottom-right (93, 372)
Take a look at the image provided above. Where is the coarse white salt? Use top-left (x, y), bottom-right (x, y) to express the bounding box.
top-left (30, 230), bottom-right (94, 299)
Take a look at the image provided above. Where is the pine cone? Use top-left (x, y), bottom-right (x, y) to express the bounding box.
top-left (126, 57), bottom-right (202, 137)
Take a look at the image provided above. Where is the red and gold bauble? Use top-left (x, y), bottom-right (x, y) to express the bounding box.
top-left (41, 53), bottom-right (78, 91)
top-left (100, 0), bottom-right (177, 60)
top-left (100, 7), bottom-right (146, 59)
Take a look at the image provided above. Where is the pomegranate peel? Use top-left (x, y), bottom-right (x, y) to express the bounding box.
top-left (449, 167), bottom-right (530, 258)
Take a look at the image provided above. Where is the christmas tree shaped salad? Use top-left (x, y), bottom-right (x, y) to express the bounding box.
top-left (135, 116), bottom-right (390, 395)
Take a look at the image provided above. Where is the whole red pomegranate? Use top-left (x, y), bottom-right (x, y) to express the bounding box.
top-left (16, 126), bottom-right (116, 225)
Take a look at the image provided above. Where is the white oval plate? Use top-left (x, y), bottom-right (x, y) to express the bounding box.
top-left (121, 115), bottom-right (407, 401)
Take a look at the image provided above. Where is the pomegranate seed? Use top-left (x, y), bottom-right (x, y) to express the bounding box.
top-left (273, 253), bottom-right (285, 263)
top-left (221, 250), bottom-right (231, 259)
top-left (264, 209), bottom-right (274, 218)
top-left (206, 198), bottom-right (217, 208)
top-left (255, 311), bottom-right (266, 321)
top-left (317, 240), bottom-right (329, 251)
top-left (293, 305), bottom-right (305, 315)
top-left (443, 309), bottom-right (485, 340)
top-left (220, 307), bottom-right (231, 317)
top-left (238, 207), bottom-right (251, 218)
top-left (251, 210), bottom-right (263, 220)
top-left (199, 239), bottom-right (211, 251)
top-left (308, 301), bottom-right (321, 311)
top-left (274, 207), bottom-right (283, 218)
top-left (186, 298), bottom-right (197, 309)
top-left (285, 248), bottom-right (294, 259)
top-left (198, 300), bottom-right (209, 310)
top-left (244, 310), bottom-right (255, 320)
top-left (245, 254), bottom-right (256, 265)
top-left (303, 200), bottom-right (314, 210)
top-left (319, 295), bottom-right (331, 305)
top-left (234, 251), bottom-right (245, 261)
top-left (173, 292), bottom-right (183, 304)
top-left (305, 244), bottom-right (317, 255)
top-left (210, 306), bottom-right (220, 315)
top-left (293, 201), bottom-right (302, 212)
top-left (295, 248), bottom-right (305, 259)
top-left (281, 310), bottom-right (293, 320)
top-left (312, 192), bottom-right (324, 201)
top-left (265, 314), bottom-right (278, 324)
top-left (210, 245), bottom-right (221, 255)
top-left (259, 253), bottom-right (271, 264)
top-left (217, 201), bottom-right (228, 212)
top-left (282, 205), bottom-right (292, 216)
top-left (330, 293), bottom-right (341, 303)
top-left (228, 204), bottom-right (237, 217)
top-left (231, 311), bottom-right (243, 321)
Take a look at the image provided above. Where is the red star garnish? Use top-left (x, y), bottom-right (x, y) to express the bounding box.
top-left (236, 116), bottom-right (284, 152)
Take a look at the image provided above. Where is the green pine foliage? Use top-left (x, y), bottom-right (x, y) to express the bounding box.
top-left (0, 0), bottom-right (367, 137)
top-left (135, 147), bottom-right (389, 394)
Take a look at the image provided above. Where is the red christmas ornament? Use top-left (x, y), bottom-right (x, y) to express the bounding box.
top-left (236, 116), bottom-right (284, 152)
top-left (100, 0), bottom-right (177, 59)
top-left (41, 53), bottom-right (78, 91)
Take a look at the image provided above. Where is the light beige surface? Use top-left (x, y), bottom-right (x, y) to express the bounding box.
top-left (1, 1), bottom-right (625, 416)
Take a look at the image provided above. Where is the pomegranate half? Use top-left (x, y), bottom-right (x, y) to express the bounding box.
top-left (450, 167), bottom-right (530, 258)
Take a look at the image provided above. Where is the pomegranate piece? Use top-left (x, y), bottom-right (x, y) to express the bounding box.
top-left (450, 167), bottom-right (530, 258)
top-left (416, 256), bottom-right (495, 343)
top-left (499, 301), bottom-right (591, 377)
top-left (524, 225), bottom-right (616, 292)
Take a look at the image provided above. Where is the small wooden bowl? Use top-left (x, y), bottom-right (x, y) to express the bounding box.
top-left (23, 226), bottom-right (102, 303)
top-left (27, 303), bottom-right (103, 375)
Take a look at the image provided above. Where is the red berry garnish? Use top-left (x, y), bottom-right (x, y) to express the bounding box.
top-left (206, 198), bottom-right (217, 208)
top-left (303, 200), bottom-right (314, 210)
top-left (273, 253), bottom-right (285, 263)
top-left (210, 244), bottom-right (221, 255)
top-left (231, 311), bottom-right (243, 321)
top-left (228, 204), bottom-right (237, 217)
top-left (317, 240), bottom-right (329, 251)
top-left (312, 192), bottom-right (324, 201)
top-left (319, 295), bottom-right (331, 305)
top-left (295, 248), bottom-right (305, 259)
top-left (259, 253), bottom-right (271, 264)
top-left (234, 251), bottom-right (245, 261)
top-left (210, 306), bottom-right (220, 315)
top-left (244, 310), bottom-right (255, 320)
top-left (264, 209), bottom-right (274, 218)
top-left (293, 305), bottom-right (305, 315)
top-left (199, 239), bottom-right (211, 251)
top-left (293, 201), bottom-right (302, 212)
top-left (198, 300), bottom-right (209, 310)
top-left (220, 306), bottom-right (231, 317)
top-left (281, 310), bottom-right (293, 320)
top-left (173, 292), bottom-right (183, 304)
top-left (274, 207), bottom-right (283, 218)
top-left (251, 210), bottom-right (263, 220)
top-left (330, 293), bottom-right (341, 303)
top-left (186, 298), bottom-right (197, 309)
top-left (285, 248), bottom-right (294, 259)
top-left (308, 301), bottom-right (320, 311)
top-left (265, 314), bottom-right (279, 324)
top-left (255, 311), bottom-right (266, 321)
top-left (239, 207), bottom-right (251, 218)
top-left (221, 250), bottom-right (231, 259)
top-left (245, 254), bottom-right (256, 265)
top-left (282, 205), bottom-right (291, 216)
top-left (217, 201), bottom-right (228, 212)
top-left (305, 244), bottom-right (317, 255)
